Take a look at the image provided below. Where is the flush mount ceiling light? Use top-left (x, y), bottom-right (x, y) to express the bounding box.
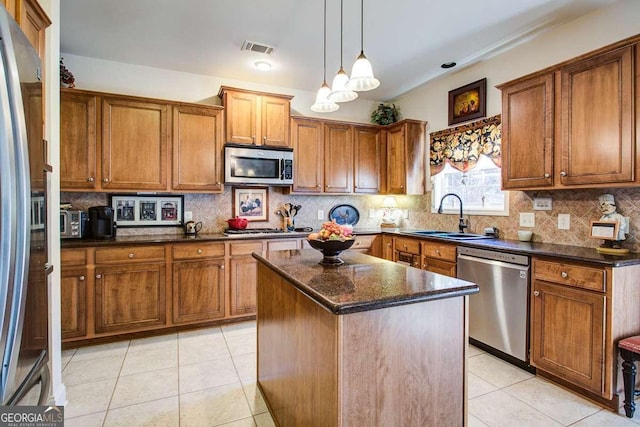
top-left (254, 61), bottom-right (272, 71)
top-left (441, 62), bottom-right (457, 69)
top-left (311, 0), bottom-right (339, 113)
top-left (345, 0), bottom-right (379, 92)
top-left (328, 0), bottom-right (357, 103)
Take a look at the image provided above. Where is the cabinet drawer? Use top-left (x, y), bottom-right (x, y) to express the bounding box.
top-left (351, 235), bottom-right (376, 251)
top-left (230, 241), bottom-right (264, 256)
top-left (267, 239), bottom-right (300, 251)
top-left (95, 246), bottom-right (165, 264)
top-left (172, 243), bottom-right (225, 260)
top-left (533, 259), bottom-right (606, 292)
top-left (422, 241), bottom-right (457, 262)
top-left (394, 237), bottom-right (420, 255)
top-left (61, 248), bottom-right (87, 266)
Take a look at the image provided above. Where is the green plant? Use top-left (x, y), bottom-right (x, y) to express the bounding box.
top-left (370, 103), bottom-right (400, 125)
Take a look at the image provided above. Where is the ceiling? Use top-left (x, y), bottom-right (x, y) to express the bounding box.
top-left (60, 0), bottom-right (617, 101)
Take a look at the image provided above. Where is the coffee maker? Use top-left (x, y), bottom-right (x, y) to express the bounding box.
top-left (88, 206), bottom-right (116, 239)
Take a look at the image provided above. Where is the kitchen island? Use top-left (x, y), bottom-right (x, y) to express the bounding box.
top-left (253, 249), bottom-right (479, 427)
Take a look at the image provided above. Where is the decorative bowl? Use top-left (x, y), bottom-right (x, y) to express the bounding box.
top-left (227, 216), bottom-right (248, 230)
top-left (306, 238), bottom-right (356, 265)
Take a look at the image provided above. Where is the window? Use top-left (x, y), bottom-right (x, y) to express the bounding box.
top-left (431, 155), bottom-right (509, 216)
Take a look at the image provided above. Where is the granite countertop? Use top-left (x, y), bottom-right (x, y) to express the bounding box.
top-left (252, 249), bottom-right (479, 315)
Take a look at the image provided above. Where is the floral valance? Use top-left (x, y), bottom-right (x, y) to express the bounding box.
top-left (430, 114), bottom-right (501, 176)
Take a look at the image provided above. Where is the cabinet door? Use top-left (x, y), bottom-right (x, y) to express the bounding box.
top-left (386, 124), bottom-right (406, 194)
top-left (229, 256), bottom-right (258, 315)
top-left (500, 73), bottom-right (554, 189)
top-left (560, 46), bottom-right (634, 185)
top-left (22, 82), bottom-right (44, 190)
top-left (267, 239), bottom-right (300, 251)
top-left (18, 0), bottom-right (50, 60)
top-left (102, 97), bottom-right (169, 190)
top-left (324, 123), bottom-right (353, 193)
top-left (172, 259), bottom-right (225, 323)
top-left (381, 235), bottom-right (394, 260)
top-left (531, 281), bottom-right (605, 394)
top-left (354, 126), bottom-right (383, 194)
top-left (172, 105), bottom-right (223, 192)
top-left (423, 258), bottom-right (456, 277)
top-left (60, 91), bottom-right (98, 190)
top-left (261, 95), bottom-right (290, 147)
top-left (225, 90), bottom-right (257, 144)
top-left (95, 263), bottom-right (166, 333)
top-left (291, 118), bottom-right (324, 193)
top-left (61, 267), bottom-right (87, 339)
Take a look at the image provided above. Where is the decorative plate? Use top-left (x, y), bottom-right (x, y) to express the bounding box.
top-left (328, 204), bottom-right (360, 226)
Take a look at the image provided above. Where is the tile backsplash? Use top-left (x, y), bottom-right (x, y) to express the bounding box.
top-left (62, 186), bottom-right (640, 253)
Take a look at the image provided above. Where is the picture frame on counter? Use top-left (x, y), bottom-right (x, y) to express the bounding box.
top-left (110, 194), bottom-right (184, 227)
top-left (590, 220), bottom-right (619, 240)
top-left (448, 78), bottom-right (486, 125)
top-left (232, 186), bottom-right (268, 221)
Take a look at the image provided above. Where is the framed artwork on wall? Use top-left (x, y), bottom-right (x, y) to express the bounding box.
top-left (232, 187), bottom-right (268, 221)
top-left (448, 78), bottom-right (487, 125)
top-left (110, 194), bottom-right (184, 227)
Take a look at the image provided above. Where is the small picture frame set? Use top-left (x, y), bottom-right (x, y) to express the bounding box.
top-left (110, 194), bottom-right (184, 227)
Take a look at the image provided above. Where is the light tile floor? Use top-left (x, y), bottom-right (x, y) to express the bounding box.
top-left (62, 321), bottom-right (640, 426)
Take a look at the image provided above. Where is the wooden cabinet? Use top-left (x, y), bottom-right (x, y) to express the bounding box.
top-left (381, 235), bottom-right (394, 260)
top-left (323, 122), bottom-right (353, 193)
top-left (291, 117), bottom-right (324, 193)
top-left (228, 241), bottom-right (264, 316)
top-left (94, 246), bottom-right (166, 334)
top-left (349, 235), bottom-right (376, 254)
top-left (172, 104), bottom-right (224, 192)
top-left (218, 87), bottom-right (292, 147)
top-left (101, 96), bottom-right (169, 191)
top-left (171, 243), bottom-right (225, 323)
top-left (354, 125), bottom-right (384, 194)
top-left (61, 249), bottom-right (89, 340)
top-left (498, 37), bottom-right (638, 190)
top-left (3, 0), bottom-right (50, 60)
top-left (385, 120), bottom-right (426, 195)
top-left (421, 241), bottom-right (457, 277)
top-left (22, 82), bottom-right (44, 190)
top-left (60, 90), bottom-right (98, 189)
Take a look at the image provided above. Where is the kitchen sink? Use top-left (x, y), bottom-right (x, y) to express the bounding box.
top-left (401, 230), bottom-right (493, 240)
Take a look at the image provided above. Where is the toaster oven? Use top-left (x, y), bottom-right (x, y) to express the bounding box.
top-left (60, 210), bottom-right (86, 239)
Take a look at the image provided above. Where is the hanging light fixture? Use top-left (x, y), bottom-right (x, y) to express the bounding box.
top-left (311, 0), bottom-right (339, 113)
top-left (345, 0), bottom-right (379, 91)
top-left (328, 0), bottom-right (357, 103)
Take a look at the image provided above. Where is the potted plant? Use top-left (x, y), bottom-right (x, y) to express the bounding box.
top-left (370, 103), bottom-right (400, 125)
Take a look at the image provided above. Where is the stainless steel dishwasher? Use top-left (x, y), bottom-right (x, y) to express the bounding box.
top-left (457, 246), bottom-right (530, 366)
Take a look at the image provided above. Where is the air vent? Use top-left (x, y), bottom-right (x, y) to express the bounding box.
top-left (241, 40), bottom-right (274, 55)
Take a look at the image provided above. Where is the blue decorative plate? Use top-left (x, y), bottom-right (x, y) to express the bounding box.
top-left (328, 204), bottom-right (360, 226)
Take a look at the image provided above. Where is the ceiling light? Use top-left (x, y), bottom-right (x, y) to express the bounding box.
top-left (345, 0), bottom-right (379, 92)
top-left (254, 61), bottom-right (272, 71)
top-left (311, 0), bottom-right (339, 113)
top-left (441, 62), bottom-right (457, 69)
top-left (328, 0), bottom-right (357, 103)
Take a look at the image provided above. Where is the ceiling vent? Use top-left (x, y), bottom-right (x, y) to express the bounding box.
top-left (241, 40), bottom-right (274, 55)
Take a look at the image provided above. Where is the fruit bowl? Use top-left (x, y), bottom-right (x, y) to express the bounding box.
top-left (307, 238), bottom-right (355, 265)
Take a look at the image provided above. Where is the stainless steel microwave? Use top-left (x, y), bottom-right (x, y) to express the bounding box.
top-left (60, 210), bottom-right (86, 239)
top-left (224, 143), bottom-right (293, 186)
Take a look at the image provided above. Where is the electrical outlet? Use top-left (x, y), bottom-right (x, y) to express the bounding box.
top-left (184, 211), bottom-right (193, 221)
top-left (369, 209), bottom-right (376, 219)
top-left (558, 214), bottom-right (570, 230)
top-left (402, 209), bottom-right (409, 219)
top-left (317, 210), bottom-right (324, 220)
top-left (533, 197), bottom-right (552, 210)
top-left (520, 212), bottom-right (535, 227)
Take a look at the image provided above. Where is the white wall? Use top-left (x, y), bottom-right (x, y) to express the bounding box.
top-left (394, 0), bottom-right (640, 134)
top-left (61, 54), bottom-right (379, 124)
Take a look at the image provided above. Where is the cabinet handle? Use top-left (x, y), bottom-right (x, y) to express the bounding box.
top-left (544, 173), bottom-right (550, 178)
top-left (423, 264), bottom-right (427, 269)
top-left (103, 178), bottom-right (109, 183)
top-left (252, 136), bottom-right (256, 143)
top-left (317, 185), bottom-right (321, 188)
top-left (326, 185), bottom-right (331, 188)
top-left (534, 290), bottom-right (540, 297)
top-left (560, 171), bottom-right (567, 177)
top-left (197, 249), bottom-right (203, 254)
top-left (96, 274), bottom-right (102, 279)
top-left (387, 243), bottom-right (391, 247)
top-left (263, 136), bottom-right (266, 143)
top-left (220, 265), bottom-right (225, 270)
top-left (128, 253), bottom-right (134, 259)
top-left (403, 244), bottom-right (407, 249)
top-left (435, 249), bottom-right (440, 255)
top-left (79, 275), bottom-right (85, 281)
top-left (400, 185), bottom-right (404, 189)
top-left (561, 271), bottom-right (568, 278)
top-left (87, 177), bottom-right (94, 182)
top-left (216, 182), bottom-right (221, 186)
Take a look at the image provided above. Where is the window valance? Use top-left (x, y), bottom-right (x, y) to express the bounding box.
top-left (430, 114), bottom-right (501, 176)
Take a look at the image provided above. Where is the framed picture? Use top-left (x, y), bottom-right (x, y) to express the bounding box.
top-left (590, 220), bottom-right (619, 240)
top-left (448, 78), bottom-right (486, 125)
top-left (110, 194), bottom-right (184, 227)
top-left (232, 187), bottom-right (268, 221)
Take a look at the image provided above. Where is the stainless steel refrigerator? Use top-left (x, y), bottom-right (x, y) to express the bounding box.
top-left (0, 4), bottom-right (50, 405)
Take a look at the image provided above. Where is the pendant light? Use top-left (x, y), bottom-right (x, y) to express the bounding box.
top-left (345, 0), bottom-right (379, 91)
top-left (311, 0), bottom-right (339, 113)
top-left (328, 0), bottom-right (357, 103)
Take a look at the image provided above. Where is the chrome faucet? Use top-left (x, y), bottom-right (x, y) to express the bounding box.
top-left (437, 193), bottom-right (468, 233)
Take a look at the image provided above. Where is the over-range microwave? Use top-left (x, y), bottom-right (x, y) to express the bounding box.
top-left (224, 143), bottom-right (293, 186)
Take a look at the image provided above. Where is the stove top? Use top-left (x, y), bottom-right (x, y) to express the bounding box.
top-left (223, 228), bottom-right (285, 235)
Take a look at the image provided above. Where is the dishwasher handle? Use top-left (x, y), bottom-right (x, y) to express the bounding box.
top-left (457, 254), bottom-right (530, 272)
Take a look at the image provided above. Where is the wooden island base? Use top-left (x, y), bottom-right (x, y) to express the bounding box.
top-left (256, 261), bottom-right (470, 427)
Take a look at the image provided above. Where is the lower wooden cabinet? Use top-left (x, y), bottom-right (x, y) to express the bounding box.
top-left (60, 267), bottom-right (87, 340)
top-left (172, 259), bottom-right (225, 323)
top-left (421, 241), bottom-right (457, 277)
top-left (228, 241), bottom-right (264, 316)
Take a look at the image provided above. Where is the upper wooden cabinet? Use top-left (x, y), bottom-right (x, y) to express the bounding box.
top-left (3, 0), bottom-right (51, 60)
top-left (498, 37), bottom-right (639, 191)
top-left (291, 117), bottom-right (324, 193)
top-left (172, 104), bottom-right (224, 192)
top-left (218, 86), bottom-right (292, 147)
top-left (323, 122), bottom-right (353, 193)
top-left (354, 125), bottom-right (384, 194)
top-left (385, 120), bottom-right (426, 195)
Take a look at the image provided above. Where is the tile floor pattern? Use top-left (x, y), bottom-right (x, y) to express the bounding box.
top-left (62, 321), bottom-right (640, 427)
